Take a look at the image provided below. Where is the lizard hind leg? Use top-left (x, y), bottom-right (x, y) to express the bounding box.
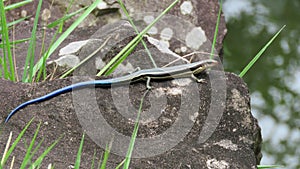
top-left (146, 76), bottom-right (152, 89)
top-left (191, 74), bottom-right (206, 83)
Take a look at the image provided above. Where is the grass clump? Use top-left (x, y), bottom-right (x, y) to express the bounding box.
top-left (1, 0), bottom-right (286, 168)
top-left (1, 119), bottom-right (61, 168)
top-left (0, 0), bottom-right (101, 83)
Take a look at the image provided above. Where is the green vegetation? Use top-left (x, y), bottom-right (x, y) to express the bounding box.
top-left (0, 119), bottom-right (61, 168)
top-left (0, 0), bottom-right (284, 168)
top-left (239, 25), bottom-right (286, 78)
top-left (0, 0), bottom-right (100, 83)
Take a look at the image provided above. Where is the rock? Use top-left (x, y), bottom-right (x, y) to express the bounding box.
top-left (58, 40), bottom-right (90, 56)
top-left (52, 0), bottom-right (120, 27)
top-left (0, 0), bottom-right (261, 168)
top-left (50, 0), bottom-right (226, 56)
top-left (118, 0), bottom-right (226, 59)
top-left (0, 72), bottom-right (261, 168)
top-left (48, 55), bottom-right (80, 68)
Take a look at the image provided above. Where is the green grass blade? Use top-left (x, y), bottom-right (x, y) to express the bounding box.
top-left (20, 122), bottom-right (41, 169)
top-left (58, 0), bottom-right (76, 33)
top-left (30, 136), bottom-right (62, 168)
top-left (115, 160), bottom-right (125, 169)
top-left (0, 38), bottom-right (30, 48)
top-left (210, 0), bottom-right (222, 59)
top-left (27, 0), bottom-right (103, 82)
top-left (21, 0), bottom-right (43, 82)
top-left (1, 132), bottom-right (13, 166)
top-left (90, 149), bottom-right (97, 169)
top-left (36, 29), bottom-right (49, 82)
top-left (1, 118), bottom-right (34, 167)
top-left (0, 57), bottom-right (3, 78)
top-left (4, 0), bottom-right (32, 11)
top-left (105, 38), bottom-right (140, 75)
top-left (36, 0), bottom-right (76, 81)
top-left (97, 152), bottom-right (103, 169)
top-left (74, 133), bottom-right (85, 169)
top-left (35, 30), bottom-right (59, 81)
top-left (0, 0), bottom-right (15, 81)
top-left (239, 25), bottom-right (286, 78)
top-left (0, 16), bottom-right (31, 32)
top-left (47, 7), bottom-right (87, 29)
top-left (100, 143), bottom-right (111, 169)
top-left (60, 35), bottom-right (111, 78)
top-left (27, 137), bottom-right (45, 167)
top-left (118, 0), bottom-right (157, 68)
top-left (96, 0), bottom-right (180, 76)
top-left (123, 90), bottom-right (149, 169)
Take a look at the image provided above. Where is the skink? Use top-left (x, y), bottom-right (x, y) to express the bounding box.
top-left (5, 59), bottom-right (217, 122)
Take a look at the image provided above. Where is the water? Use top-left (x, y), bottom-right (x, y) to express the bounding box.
top-left (223, 0), bottom-right (300, 168)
